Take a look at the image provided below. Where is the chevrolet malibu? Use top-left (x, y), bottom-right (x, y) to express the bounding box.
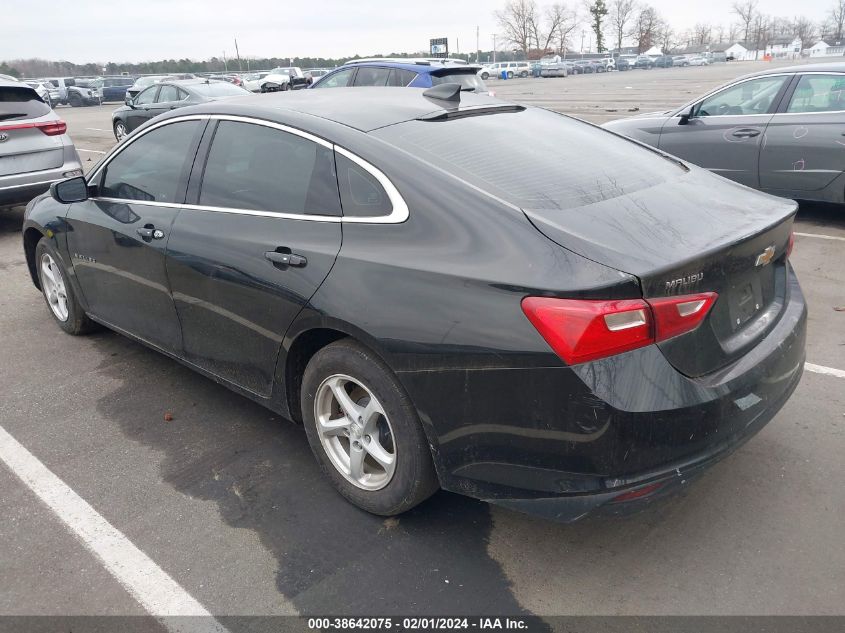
top-left (22, 87), bottom-right (806, 520)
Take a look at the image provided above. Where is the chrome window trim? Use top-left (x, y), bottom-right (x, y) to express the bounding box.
top-left (87, 113), bottom-right (409, 224)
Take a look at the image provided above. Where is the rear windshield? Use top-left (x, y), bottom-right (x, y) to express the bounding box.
top-left (430, 71), bottom-right (486, 92)
top-left (191, 82), bottom-right (247, 97)
top-left (0, 86), bottom-right (50, 121)
top-left (373, 108), bottom-right (682, 211)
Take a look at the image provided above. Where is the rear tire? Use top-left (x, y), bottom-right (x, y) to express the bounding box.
top-left (68, 93), bottom-right (81, 107)
top-left (301, 339), bottom-right (439, 516)
top-left (35, 238), bottom-right (97, 336)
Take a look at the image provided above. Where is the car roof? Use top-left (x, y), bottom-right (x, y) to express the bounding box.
top-left (0, 77), bottom-right (34, 90)
top-left (175, 86), bottom-right (506, 132)
top-left (745, 62), bottom-right (845, 77)
top-left (341, 60), bottom-right (481, 74)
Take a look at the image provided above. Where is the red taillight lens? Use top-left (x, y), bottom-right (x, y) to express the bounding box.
top-left (787, 231), bottom-right (795, 258)
top-left (610, 481), bottom-right (665, 503)
top-left (647, 292), bottom-right (718, 342)
top-left (522, 292), bottom-right (718, 365)
top-left (0, 120), bottom-right (66, 136)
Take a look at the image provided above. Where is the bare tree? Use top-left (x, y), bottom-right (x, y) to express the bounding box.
top-left (659, 22), bottom-right (675, 53)
top-left (588, 0), bottom-right (610, 52)
top-left (749, 13), bottom-right (770, 59)
top-left (609, 0), bottom-right (637, 52)
top-left (714, 24), bottom-right (727, 44)
top-left (732, 0), bottom-right (758, 43)
top-left (631, 5), bottom-right (660, 53)
top-left (832, 0), bottom-right (845, 39)
top-left (693, 23), bottom-right (712, 45)
top-left (496, 0), bottom-right (539, 57)
top-left (549, 4), bottom-right (580, 54)
top-left (728, 23), bottom-right (741, 42)
top-left (791, 16), bottom-right (817, 49)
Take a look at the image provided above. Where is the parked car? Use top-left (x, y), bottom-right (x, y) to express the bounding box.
top-left (99, 76), bottom-right (136, 102)
top-left (0, 78), bottom-right (82, 208)
top-left (126, 76), bottom-right (167, 100)
top-left (539, 60), bottom-right (569, 78)
top-left (634, 56), bottom-right (655, 69)
top-left (39, 77), bottom-right (76, 105)
top-left (306, 69), bottom-right (331, 80)
top-left (206, 74), bottom-right (244, 87)
top-left (241, 72), bottom-right (270, 92)
top-left (613, 57), bottom-right (632, 71)
top-left (260, 67), bottom-right (311, 91)
top-left (573, 60), bottom-right (597, 74)
top-left (726, 54), bottom-right (737, 62)
top-left (111, 79), bottom-right (249, 141)
top-left (672, 55), bottom-right (691, 67)
top-left (654, 56), bottom-right (675, 68)
top-left (688, 56), bottom-right (710, 66)
top-left (312, 60), bottom-right (488, 93)
top-left (24, 81), bottom-right (56, 107)
top-left (66, 79), bottom-right (102, 107)
top-left (603, 62), bottom-right (845, 205)
top-left (25, 87), bottom-right (805, 521)
top-left (478, 61), bottom-right (530, 79)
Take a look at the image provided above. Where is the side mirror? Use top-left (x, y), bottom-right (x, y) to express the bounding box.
top-left (679, 105), bottom-right (695, 125)
top-left (50, 176), bottom-right (89, 204)
top-left (125, 94), bottom-right (134, 107)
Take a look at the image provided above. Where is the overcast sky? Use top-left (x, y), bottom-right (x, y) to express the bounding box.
top-left (3, 0), bottom-right (830, 63)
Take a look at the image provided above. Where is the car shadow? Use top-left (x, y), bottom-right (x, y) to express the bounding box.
top-left (90, 333), bottom-right (539, 621)
top-left (0, 206), bottom-right (24, 236)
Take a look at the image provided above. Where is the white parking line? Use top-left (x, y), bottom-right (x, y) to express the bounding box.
top-left (77, 148), bottom-right (107, 154)
top-left (805, 363), bottom-right (845, 379)
top-left (85, 127), bottom-right (111, 132)
top-left (0, 425), bottom-right (229, 633)
top-left (795, 232), bottom-right (845, 242)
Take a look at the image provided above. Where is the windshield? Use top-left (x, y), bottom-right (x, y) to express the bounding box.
top-left (374, 107), bottom-right (680, 211)
top-left (271, 68), bottom-right (294, 76)
top-left (191, 82), bottom-right (248, 97)
top-left (430, 71), bottom-right (486, 92)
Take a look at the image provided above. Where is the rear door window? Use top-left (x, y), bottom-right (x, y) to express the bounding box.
top-left (199, 121), bottom-right (341, 216)
top-left (387, 69), bottom-right (417, 87)
top-left (786, 74), bottom-right (845, 113)
top-left (353, 67), bottom-right (391, 87)
top-left (0, 86), bottom-right (51, 121)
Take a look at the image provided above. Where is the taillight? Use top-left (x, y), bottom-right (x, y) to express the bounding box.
top-left (521, 292), bottom-right (718, 365)
top-left (787, 230), bottom-right (795, 258)
top-left (0, 120), bottom-right (67, 136)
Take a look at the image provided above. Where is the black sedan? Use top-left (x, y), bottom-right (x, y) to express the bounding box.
top-left (23, 87), bottom-right (806, 521)
top-left (111, 79), bottom-right (249, 141)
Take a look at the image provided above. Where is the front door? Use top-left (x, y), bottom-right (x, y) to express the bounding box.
top-left (66, 119), bottom-right (205, 353)
top-left (166, 119), bottom-right (344, 396)
top-left (760, 72), bottom-right (845, 194)
top-left (125, 85), bottom-right (158, 132)
top-left (659, 75), bottom-right (790, 188)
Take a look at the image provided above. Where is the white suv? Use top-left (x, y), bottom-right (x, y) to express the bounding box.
top-left (479, 62), bottom-right (530, 80)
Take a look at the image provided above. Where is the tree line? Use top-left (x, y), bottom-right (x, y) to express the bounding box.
top-left (495, 0), bottom-right (842, 56)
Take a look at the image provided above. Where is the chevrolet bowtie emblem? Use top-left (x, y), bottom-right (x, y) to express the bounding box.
top-left (755, 245), bottom-right (776, 267)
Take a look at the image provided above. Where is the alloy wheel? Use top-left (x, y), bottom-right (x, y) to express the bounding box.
top-left (40, 253), bottom-right (69, 322)
top-left (314, 374), bottom-right (396, 491)
top-left (115, 122), bottom-right (127, 141)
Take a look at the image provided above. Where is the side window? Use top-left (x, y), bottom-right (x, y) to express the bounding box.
top-left (156, 85), bottom-right (179, 103)
top-left (695, 76), bottom-right (787, 117)
top-left (335, 153), bottom-right (393, 218)
top-left (786, 74), bottom-right (845, 113)
top-left (313, 68), bottom-right (355, 88)
top-left (134, 86), bottom-right (157, 105)
top-left (177, 88), bottom-right (189, 101)
top-left (100, 121), bottom-right (200, 203)
top-left (387, 69), bottom-right (417, 87)
top-left (199, 121), bottom-right (341, 216)
top-left (353, 67), bottom-right (391, 87)
top-left (49, 80), bottom-right (59, 87)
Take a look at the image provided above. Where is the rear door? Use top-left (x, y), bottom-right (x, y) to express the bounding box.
top-left (166, 119), bottom-right (343, 396)
top-left (66, 118), bottom-right (205, 353)
top-left (0, 85), bottom-right (62, 178)
top-left (760, 72), bottom-right (845, 194)
top-left (658, 74), bottom-right (791, 188)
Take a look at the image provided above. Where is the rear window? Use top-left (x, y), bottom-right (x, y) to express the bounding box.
top-left (191, 82), bottom-right (247, 97)
top-left (430, 71), bottom-right (486, 92)
top-left (373, 108), bottom-right (681, 211)
top-left (0, 87), bottom-right (50, 121)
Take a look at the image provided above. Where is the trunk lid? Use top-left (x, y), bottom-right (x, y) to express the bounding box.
top-left (0, 85), bottom-right (62, 177)
top-left (524, 170), bottom-right (797, 377)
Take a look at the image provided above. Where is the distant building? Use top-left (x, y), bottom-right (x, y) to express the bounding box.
top-left (764, 36), bottom-right (802, 59)
top-left (725, 42), bottom-right (753, 60)
top-left (808, 39), bottom-right (845, 57)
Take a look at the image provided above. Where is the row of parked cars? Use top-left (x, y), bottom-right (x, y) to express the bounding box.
top-left (481, 53), bottom-right (717, 79)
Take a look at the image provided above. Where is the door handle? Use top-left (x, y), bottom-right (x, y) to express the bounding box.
top-left (731, 128), bottom-right (761, 138)
top-left (136, 227), bottom-right (165, 240)
top-left (265, 250), bottom-right (307, 267)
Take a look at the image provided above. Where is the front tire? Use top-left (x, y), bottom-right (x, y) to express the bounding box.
top-left (507, 71), bottom-right (514, 79)
top-left (35, 238), bottom-right (97, 336)
top-left (481, 72), bottom-right (489, 80)
top-left (301, 340), bottom-right (439, 515)
top-left (68, 93), bottom-right (81, 107)
top-left (113, 120), bottom-right (128, 142)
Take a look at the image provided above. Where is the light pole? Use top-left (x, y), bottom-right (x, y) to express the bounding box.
top-left (493, 34), bottom-right (497, 64)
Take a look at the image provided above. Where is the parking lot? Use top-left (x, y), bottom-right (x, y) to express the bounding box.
top-left (1, 61), bottom-right (843, 624)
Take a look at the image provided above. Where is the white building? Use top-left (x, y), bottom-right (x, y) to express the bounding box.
top-left (808, 39), bottom-right (845, 57)
top-left (725, 42), bottom-right (753, 60)
top-left (764, 36), bottom-right (802, 59)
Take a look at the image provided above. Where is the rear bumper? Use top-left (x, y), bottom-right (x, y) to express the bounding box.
top-left (400, 268), bottom-right (807, 521)
top-left (0, 149), bottom-right (83, 207)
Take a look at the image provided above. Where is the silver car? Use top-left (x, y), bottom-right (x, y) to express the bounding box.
top-left (603, 63), bottom-right (845, 205)
top-left (0, 79), bottom-right (83, 208)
